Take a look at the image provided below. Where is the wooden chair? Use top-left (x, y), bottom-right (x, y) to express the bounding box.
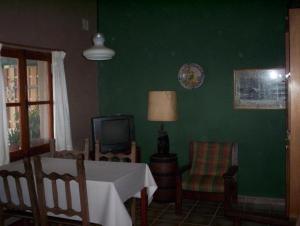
top-left (94, 139), bottom-right (137, 224)
top-left (50, 138), bottom-right (90, 160)
top-left (94, 140), bottom-right (137, 162)
top-left (33, 155), bottom-right (99, 226)
top-left (0, 158), bottom-right (40, 226)
top-left (176, 141), bottom-right (238, 213)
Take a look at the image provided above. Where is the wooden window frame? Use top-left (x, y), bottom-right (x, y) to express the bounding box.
top-left (1, 47), bottom-right (54, 161)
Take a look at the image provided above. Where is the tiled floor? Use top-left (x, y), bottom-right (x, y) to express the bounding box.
top-left (135, 199), bottom-right (287, 226)
top-left (9, 199), bottom-right (287, 226)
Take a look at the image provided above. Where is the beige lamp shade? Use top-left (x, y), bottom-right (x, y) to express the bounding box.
top-left (148, 91), bottom-right (178, 122)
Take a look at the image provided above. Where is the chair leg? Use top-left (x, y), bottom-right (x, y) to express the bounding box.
top-left (233, 183), bottom-right (238, 203)
top-left (23, 219), bottom-right (30, 226)
top-left (175, 174), bottom-right (182, 214)
top-left (130, 198), bottom-right (136, 225)
top-left (233, 217), bottom-right (241, 226)
top-left (33, 218), bottom-right (39, 226)
top-left (175, 192), bottom-right (182, 214)
top-left (0, 215), bottom-right (4, 226)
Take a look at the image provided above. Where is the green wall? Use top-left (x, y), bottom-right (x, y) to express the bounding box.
top-left (99, 0), bottom-right (287, 198)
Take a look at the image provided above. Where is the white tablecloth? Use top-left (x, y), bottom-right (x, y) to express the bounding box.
top-left (0, 158), bottom-right (157, 226)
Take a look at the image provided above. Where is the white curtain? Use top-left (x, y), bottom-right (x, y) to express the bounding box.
top-left (52, 51), bottom-right (73, 151)
top-left (0, 44), bottom-right (10, 165)
top-left (37, 61), bottom-right (48, 140)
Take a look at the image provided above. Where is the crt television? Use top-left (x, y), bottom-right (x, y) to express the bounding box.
top-left (91, 115), bottom-right (135, 153)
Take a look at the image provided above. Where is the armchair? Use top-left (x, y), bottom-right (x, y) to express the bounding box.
top-left (176, 141), bottom-right (238, 213)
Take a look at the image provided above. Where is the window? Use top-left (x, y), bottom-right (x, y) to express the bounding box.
top-left (1, 47), bottom-right (53, 160)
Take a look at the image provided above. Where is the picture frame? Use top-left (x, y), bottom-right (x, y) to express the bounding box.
top-left (233, 68), bottom-right (286, 109)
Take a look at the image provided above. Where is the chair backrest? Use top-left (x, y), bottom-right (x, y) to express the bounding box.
top-left (0, 158), bottom-right (39, 223)
top-left (189, 141), bottom-right (238, 176)
top-left (50, 138), bottom-right (89, 160)
top-left (33, 155), bottom-right (89, 226)
top-left (94, 140), bottom-right (137, 162)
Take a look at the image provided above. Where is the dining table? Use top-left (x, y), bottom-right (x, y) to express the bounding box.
top-left (0, 157), bottom-right (157, 226)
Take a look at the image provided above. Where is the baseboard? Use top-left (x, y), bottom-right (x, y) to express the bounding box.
top-left (238, 195), bottom-right (285, 208)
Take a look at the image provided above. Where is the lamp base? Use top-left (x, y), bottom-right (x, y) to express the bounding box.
top-left (157, 123), bottom-right (169, 154)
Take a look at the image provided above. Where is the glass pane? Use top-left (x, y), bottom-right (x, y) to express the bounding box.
top-left (28, 105), bottom-right (50, 147)
top-left (1, 57), bottom-right (19, 103)
top-left (27, 60), bottom-right (49, 101)
top-left (7, 107), bottom-right (21, 152)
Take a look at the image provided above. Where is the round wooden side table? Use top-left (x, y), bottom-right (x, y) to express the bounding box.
top-left (150, 153), bottom-right (178, 203)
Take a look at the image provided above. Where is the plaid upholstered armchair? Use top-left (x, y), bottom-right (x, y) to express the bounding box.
top-left (176, 141), bottom-right (238, 213)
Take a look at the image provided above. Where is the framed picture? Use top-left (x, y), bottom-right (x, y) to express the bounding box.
top-left (234, 68), bottom-right (286, 109)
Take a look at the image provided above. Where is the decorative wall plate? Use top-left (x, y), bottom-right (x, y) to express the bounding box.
top-left (178, 63), bottom-right (205, 89)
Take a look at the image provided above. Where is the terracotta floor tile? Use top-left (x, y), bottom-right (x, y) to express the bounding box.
top-left (184, 214), bottom-right (213, 225)
top-left (151, 220), bottom-right (181, 226)
top-left (134, 200), bottom-right (287, 226)
top-left (212, 216), bottom-right (235, 226)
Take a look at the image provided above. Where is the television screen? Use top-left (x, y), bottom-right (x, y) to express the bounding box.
top-left (101, 119), bottom-right (129, 144)
top-left (91, 115), bottom-right (134, 153)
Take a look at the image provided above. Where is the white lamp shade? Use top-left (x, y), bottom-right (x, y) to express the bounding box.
top-left (148, 91), bottom-right (178, 122)
top-left (83, 33), bottom-right (115, 60)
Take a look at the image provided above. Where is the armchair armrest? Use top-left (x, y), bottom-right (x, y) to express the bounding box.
top-left (223, 165), bottom-right (239, 179)
top-left (175, 163), bottom-right (191, 214)
top-left (223, 165), bottom-right (239, 210)
top-left (178, 163), bottom-right (191, 175)
top-left (175, 163), bottom-right (191, 190)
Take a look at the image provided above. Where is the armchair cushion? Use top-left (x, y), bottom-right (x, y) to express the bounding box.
top-left (182, 173), bottom-right (225, 192)
top-left (190, 142), bottom-right (233, 176)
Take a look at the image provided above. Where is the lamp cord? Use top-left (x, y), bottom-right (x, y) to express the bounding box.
top-left (160, 123), bottom-right (164, 133)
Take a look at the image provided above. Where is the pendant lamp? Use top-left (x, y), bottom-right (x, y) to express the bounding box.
top-left (83, 0), bottom-right (115, 60)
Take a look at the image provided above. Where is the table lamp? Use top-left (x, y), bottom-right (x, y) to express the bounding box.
top-left (147, 91), bottom-right (178, 154)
